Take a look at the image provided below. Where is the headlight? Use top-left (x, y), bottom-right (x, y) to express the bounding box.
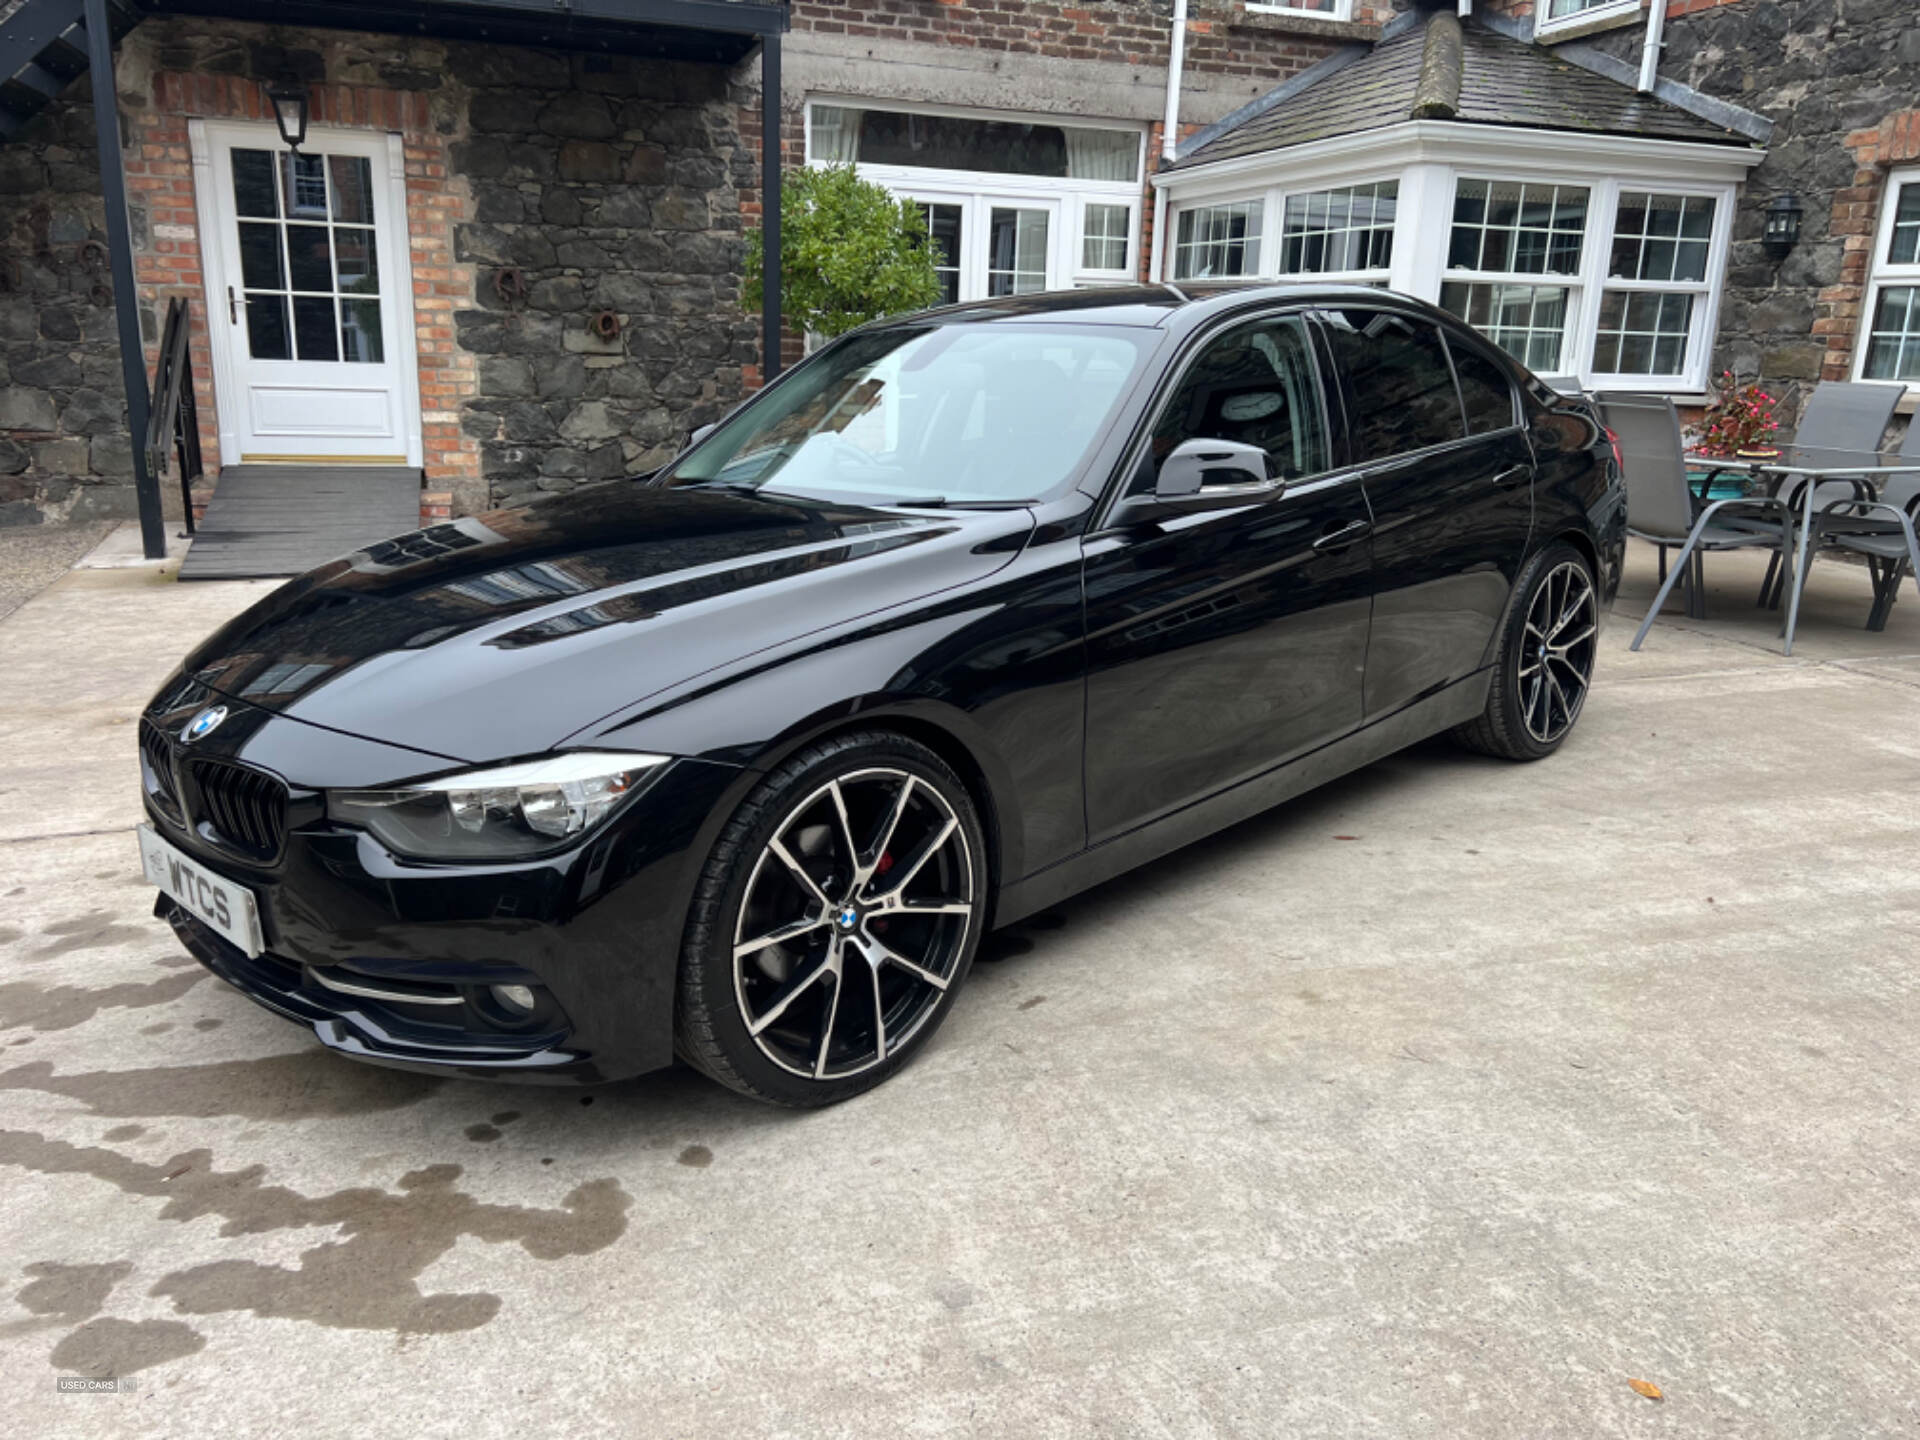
top-left (328, 752), bottom-right (669, 860)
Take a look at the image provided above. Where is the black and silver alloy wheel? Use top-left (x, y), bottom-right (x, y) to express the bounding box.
top-left (1453, 542), bottom-right (1599, 762)
top-left (676, 733), bottom-right (987, 1105)
top-left (733, 767), bottom-right (974, 1079)
top-left (1518, 558), bottom-right (1597, 745)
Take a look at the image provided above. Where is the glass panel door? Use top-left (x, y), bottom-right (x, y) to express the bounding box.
top-left (229, 146), bottom-right (384, 365)
top-left (917, 202), bottom-right (963, 307)
top-left (987, 206), bottom-right (1050, 296)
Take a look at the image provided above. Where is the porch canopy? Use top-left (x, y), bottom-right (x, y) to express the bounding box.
top-left (0, 0), bottom-right (789, 557)
top-left (1151, 3), bottom-right (1768, 400)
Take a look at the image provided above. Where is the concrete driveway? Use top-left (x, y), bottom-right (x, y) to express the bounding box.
top-left (3, 529), bottom-right (1918, 1437)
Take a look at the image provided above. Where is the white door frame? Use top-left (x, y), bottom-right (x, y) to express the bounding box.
top-left (189, 118), bottom-right (423, 468)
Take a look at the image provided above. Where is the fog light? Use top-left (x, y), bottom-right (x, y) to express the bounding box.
top-left (491, 984), bottom-right (536, 1013)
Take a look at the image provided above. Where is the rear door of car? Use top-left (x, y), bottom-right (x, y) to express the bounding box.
top-left (1316, 305), bottom-right (1534, 719)
top-left (1079, 306), bottom-right (1374, 843)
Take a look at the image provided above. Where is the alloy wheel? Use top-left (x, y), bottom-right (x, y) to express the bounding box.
top-left (731, 767), bottom-right (976, 1080)
top-left (1519, 559), bottom-right (1597, 745)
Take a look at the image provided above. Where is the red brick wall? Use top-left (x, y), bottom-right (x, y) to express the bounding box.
top-left (1819, 110), bottom-right (1920, 382)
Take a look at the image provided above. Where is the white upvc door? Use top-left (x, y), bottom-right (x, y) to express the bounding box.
top-left (192, 120), bottom-right (421, 467)
top-left (894, 188), bottom-right (1064, 303)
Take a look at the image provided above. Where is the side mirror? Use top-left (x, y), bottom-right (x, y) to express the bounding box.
top-left (684, 422), bottom-right (717, 450)
top-left (1157, 437), bottom-right (1274, 498)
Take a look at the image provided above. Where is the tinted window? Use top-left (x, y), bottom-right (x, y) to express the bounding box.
top-left (1445, 333), bottom-right (1518, 434)
top-left (1141, 314), bottom-right (1329, 494)
top-left (1322, 308), bottom-right (1464, 462)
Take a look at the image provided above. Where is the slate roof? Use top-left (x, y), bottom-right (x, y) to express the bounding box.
top-left (1172, 10), bottom-right (1751, 171)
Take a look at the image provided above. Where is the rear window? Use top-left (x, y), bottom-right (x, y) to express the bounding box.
top-left (1321, 307), bottom-right (1464, 462)
top-left (1445, 333), bottom-right (1519, 434)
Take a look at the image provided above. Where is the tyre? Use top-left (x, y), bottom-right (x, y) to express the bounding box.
top-left (1453, 542), bottom-right (1598, 762)
top-left (674, 731), bottom-right (989, 1106)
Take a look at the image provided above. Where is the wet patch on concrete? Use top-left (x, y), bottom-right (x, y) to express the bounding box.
top-left (50, 1317), bottom-right (205, 1376)
top-left (0, 926), bottom-right (21, 946)
top-left (102, 1125), bottom-right (144, 1142)
top-left (192, 1019), bottom-right (222, 1032)
top-left (31, 913), bottom-right (155, 961)
top-left (0, 1131), bottom-right (632, 1337)
top-left (1017, 995), bottom-right (1047, 1011)
top-left (463, 1124), bottom-right (501, 1143)
top-left (139, 1022), bottom-right (174, 1036)
top-left (0, 972), bottom-right (205, 1033)
top-left (677, 1145), bottom-right (712, 1168)
top-left (491, 1111), bottom-right (521, 1126)
top-left (14, 1260), bottom-right (132, 1322)
top-left (0, 1053), bottom-right (443, 1120)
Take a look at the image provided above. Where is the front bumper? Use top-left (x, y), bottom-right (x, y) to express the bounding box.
top-left (140, 693), bottom-right (751, 1083)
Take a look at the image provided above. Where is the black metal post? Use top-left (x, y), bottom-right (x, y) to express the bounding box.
top-left (760, 32), bottom-right (782, 383)
top-left (83, 0), bottom-right (163, 559)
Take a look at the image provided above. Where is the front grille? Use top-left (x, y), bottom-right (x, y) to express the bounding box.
top-left (186, 758), bottom-right (288, 862)
top-left (138, 718), bottom-right (183, 822)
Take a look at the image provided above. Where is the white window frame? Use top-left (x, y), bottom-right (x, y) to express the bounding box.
top-left (1150, 124), bottom-right (1755, 397)
top-left (1244, 0), bottom-right (1355, 21)
top-left (1534, 0), bottom-right (1644, 41)
top-left (1439, 175), bottom-right (1594, 376)
top-left (802, 97), bottom-right (1147, 299)
top-left (1852, 165), bottom-right (1920, 395)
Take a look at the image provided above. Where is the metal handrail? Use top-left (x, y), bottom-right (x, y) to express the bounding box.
top-left (145, 294), bottom-right (203, 536)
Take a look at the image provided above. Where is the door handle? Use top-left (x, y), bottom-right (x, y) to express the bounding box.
top-left (1494, 463), bottom-right (1532, 488)
top-left (1312, 518), bottom-right (1372, 553)
top-left (227, 286), bottom-right (238, 324)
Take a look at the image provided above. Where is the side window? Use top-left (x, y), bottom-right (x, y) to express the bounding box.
top-left (1444, 332), bottom-right (1520, 434)
top-left (1321, 307), bottom-right (1465, 462)
top-left (1142, 313), bottom-right (1330, 492)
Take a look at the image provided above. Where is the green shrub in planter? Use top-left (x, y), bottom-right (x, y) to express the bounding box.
top-left (744, 165), bottom-right (944, 340)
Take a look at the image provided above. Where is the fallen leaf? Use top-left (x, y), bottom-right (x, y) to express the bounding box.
top-left (1627, 1378), bottom-right (1664, 1401)
top-left (1333, 835), bottom-right (1359, 841)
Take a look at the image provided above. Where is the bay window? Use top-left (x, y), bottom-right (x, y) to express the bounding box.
top-left (1280, 180), bottom-right (1397, 278)
top-left (1171, 199), bottom-right (1265, 281)
top-left (1858, 169), bottom-right (1920, 387)
top-left (1589, 190), bottom-right (1717, 379)
top-left (1438, 179), bottom-right (1589, 372)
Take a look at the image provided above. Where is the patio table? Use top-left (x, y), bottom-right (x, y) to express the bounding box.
top-left (1647, 447), bottom-right (1920, 655)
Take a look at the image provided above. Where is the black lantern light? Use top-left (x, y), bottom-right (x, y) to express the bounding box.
top-left (1763, 192), bottom-right (1803, 261)
top-left (267, 81), bottom-right (310, 152)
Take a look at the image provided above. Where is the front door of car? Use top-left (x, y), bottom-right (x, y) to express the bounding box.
top-left (1317, 307), bottom-right (1535, 718)
top-left (1081, 311), bottom-right (1373, 843)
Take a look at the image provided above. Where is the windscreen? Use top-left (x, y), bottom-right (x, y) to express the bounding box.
top-left (660, 324), bottom-right (1150, 506)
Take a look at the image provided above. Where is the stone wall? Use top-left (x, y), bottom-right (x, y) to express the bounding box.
top-left (0, 17), bottom-right (759, 523)
top-left (0, 76), bottom-right (139, 526)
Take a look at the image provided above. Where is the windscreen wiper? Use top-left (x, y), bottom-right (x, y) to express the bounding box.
top-left (884, 497), bottom-right (1034, 510)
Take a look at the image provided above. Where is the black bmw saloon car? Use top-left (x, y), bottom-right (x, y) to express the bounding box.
top-left (138, 285), bottom-right (1624, 1106)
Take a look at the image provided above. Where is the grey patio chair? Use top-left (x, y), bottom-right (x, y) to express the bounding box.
top-left (1602, 393), bottom-right (1797, 651)
top-left (1756, 382), bottom-right (1911, 609)
top-left (1808, 417), bottom-right (1920, 630)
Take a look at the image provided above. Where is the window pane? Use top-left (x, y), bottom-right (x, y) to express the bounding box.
top-left (1591, 290), bottom-right (1695, 376)
top-left (238, 221), bottom-right (284, 290)
top-left (334, 227), bottom-right (379, 295)
top-left (244, 292), bottom-right (290, 360)
top-left (1149, 314), bottom-right (1329, 488)
top-left (986, 207), bottom-right (1049, 296)
top-left (1172, 201), bottom-right (1263, 280)
top-left (329, 155), bottom-right (376, 225)
top-left (1440, 281), bottom-right (1569, 373)
top-left (1322, 308), bottom-right (1464, 461)
top-left (231, 149), bottom-right (279, 218)
top-left (852, 108), bottom-right (1138, 183)
top-left (1548, 0), bottom-right (1623, 15)
top-left (1863, 286), bottom-right (1920, 381)
top-left (281, 152), bottom-right (329, 220)
top-left (1446, 335), bottom-right (1517, 434)
top-left (341, 298), bottom-right (385, 364)
top-left (1082, 202), bottom-right (1131, 271)
top-left (285, 225), bottom-right (334, 292)
top-left (293, 294), bottom-right (339, 361)
top-left (1448, 179), bottom-right (1588, 278)
top-left (1610, 191), bottom-right (1716, 282)
top-left (913, 202), bottom-right (962, 306)
top-left (1278, 180), bottom-right (1397, 275)
top-left (1889, 183), bottom-right (1920, 267)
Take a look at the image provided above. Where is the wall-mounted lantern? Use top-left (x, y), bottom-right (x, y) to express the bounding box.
top-left (268, 81), bottom-right (311, 153)
top-left (1763, 192), bottom-right (1803, 261)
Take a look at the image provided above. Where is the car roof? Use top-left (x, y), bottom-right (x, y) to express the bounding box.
top-left (888, 283), bottom-right (1440, 333)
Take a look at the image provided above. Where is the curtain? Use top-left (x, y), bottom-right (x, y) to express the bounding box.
top-left (811, 106), bottom-right (863, 165)
top-left (1063, 127), bottom-right (1138, 183)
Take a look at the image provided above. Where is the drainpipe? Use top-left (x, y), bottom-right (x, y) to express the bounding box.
top-left (1638, 0), bottom-right (1668, 93)
top-left (1162, 0), bottom-right (1188, 162)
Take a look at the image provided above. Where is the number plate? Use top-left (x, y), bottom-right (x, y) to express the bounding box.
top-left (138, 824), bottom-right (264, 958)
